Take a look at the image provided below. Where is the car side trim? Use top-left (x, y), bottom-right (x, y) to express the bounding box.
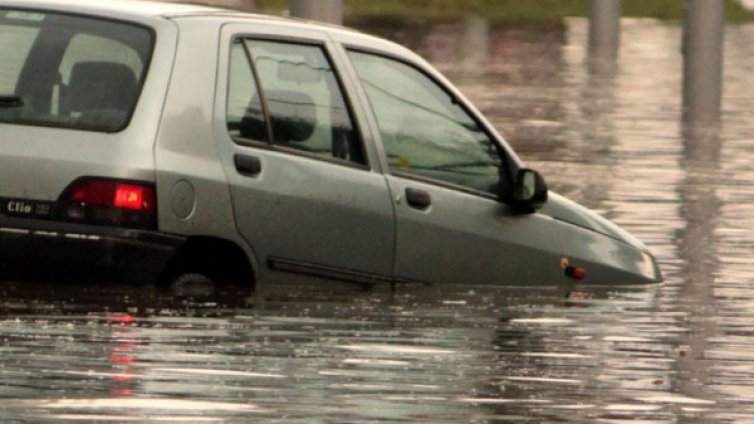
top-left (268, 256), bottom-right (389, 287)
top-left (268, 257), bottom-right (431, 288)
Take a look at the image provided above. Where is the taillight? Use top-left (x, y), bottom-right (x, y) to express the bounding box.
top-left (58, 178), bottom-right (157, 229)
top-left (114, 184), bottom-right (155, 212)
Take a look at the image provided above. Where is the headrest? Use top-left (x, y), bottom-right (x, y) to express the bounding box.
top-left (240, 90), bottom-right (316, 143)
top-left (65, 61), bottom-right (137, 114)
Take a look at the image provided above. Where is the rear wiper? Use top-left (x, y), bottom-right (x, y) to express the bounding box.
top-left (0, 95), bottom-right (23, 108)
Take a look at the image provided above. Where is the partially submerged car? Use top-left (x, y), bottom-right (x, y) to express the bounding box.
top-left (0, 0), bottom-right (662, 289)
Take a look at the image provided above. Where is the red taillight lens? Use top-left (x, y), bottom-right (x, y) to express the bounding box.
top-left (114, 183), bottom-right (155, 212)
top-left (59, 178), bottom-right (157, 229)
top-left (66, 179), bottom-right (155, 212)
top-left (71, 180), bottom-right (114, 206)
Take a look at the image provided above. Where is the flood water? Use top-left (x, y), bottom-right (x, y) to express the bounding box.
top-left (2, 17), bottom-right (754, 422)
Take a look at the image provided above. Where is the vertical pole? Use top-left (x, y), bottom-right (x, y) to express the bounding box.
top-left (682, 0), bottom-right (725, 124)
top-left (460, 15), bottom-right (489, 74)
top-left (588, 0), bottom-right (621, 61)
top-left (289, 0), bottom-right (343, 25)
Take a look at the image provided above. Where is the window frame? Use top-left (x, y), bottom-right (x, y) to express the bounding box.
top-left (0, 7), bottom-right (155, 133)
top-left (226, 34), bottom-right (370, 171)
top-left (345, 45), bottom-right (515, 201)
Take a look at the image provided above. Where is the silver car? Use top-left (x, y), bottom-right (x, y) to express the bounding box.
top-left (0, 0), bottom-right (662, 289)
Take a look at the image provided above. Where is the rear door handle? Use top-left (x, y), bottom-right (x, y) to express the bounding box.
top-left (234, 154), bottom-right (262, 177)
top-left (405, 187), bottom-right (431, 210)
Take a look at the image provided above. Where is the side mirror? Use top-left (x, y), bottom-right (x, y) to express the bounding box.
top-left (511, 168), bottom-right (548, 213)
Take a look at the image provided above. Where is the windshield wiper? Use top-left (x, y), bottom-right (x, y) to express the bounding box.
top-left (0, 95), bottom-right (23, 108)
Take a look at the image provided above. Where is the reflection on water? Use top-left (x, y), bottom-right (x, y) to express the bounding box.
top-left (1, 17), bottom-right (754, 422)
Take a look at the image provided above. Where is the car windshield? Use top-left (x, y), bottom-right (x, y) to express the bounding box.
top-left (0, 9), bottom-right (153, 132)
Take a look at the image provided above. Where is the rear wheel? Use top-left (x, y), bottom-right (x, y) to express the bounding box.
top-left (158, 237), bottom-right (255, 294)
top-left (170, 272), bottom-right (216, 297)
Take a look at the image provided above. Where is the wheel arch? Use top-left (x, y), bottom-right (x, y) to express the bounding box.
top-left (158, 235), bottom-right (256, 289)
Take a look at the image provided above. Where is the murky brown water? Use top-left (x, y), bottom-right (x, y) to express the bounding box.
top-left (2, 17), bottom-right (754, 423)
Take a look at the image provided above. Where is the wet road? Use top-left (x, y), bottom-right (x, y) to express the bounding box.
top-left (2, 17), bottom-right (754, 423)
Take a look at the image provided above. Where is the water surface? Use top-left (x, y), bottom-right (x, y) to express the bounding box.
top-left (2, 17), bottom-right (754, 423)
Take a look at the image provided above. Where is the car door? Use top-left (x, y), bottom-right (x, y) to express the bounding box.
top-left (215, 24), bottom-right (395, 285)
top-left (346, 49), bottom-right (566, 286)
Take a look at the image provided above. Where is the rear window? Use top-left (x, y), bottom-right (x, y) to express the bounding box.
top-left (0, 9), bottom-right (153, 132)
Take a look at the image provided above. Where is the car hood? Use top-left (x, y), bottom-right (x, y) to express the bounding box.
top-left (539, 192), bottom-right (648, 252)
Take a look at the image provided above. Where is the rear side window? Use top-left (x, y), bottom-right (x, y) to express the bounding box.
top-left (0, 9), bottom-right (153, 132)
top-left (226, 39), bottom-right (365, 165)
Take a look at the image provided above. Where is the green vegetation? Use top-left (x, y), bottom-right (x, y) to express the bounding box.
top-left (254, 0), bottom-right (754, 23)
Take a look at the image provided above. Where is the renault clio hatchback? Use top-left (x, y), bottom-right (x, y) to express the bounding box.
top-left (0, 0), bottom-right (662, 289)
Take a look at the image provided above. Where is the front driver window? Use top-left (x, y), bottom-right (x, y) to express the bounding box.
top-left (348, 51), bottom-right (505, 196)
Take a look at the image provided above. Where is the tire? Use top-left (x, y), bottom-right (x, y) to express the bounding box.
top-left (170, 272), bottom-right (216, 297)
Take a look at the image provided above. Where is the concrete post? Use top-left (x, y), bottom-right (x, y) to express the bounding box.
top-left (588, 0), bottom-right (621, 61)
top-left (289, 0), bottom-right (343, 25)
top-left (682, 0), bottom-right (725, 124)
top-left (460, 15), bottom-right (489, 74)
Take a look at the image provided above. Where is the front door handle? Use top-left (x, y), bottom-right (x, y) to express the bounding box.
top-left (405, 187), bottom-right (431, 210)
top-left (234, 154), bottom-right (262, 177)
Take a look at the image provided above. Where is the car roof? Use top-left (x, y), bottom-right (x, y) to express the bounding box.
top-left (0, 0), bottom-right (349, 29)
top-left (1, 0), bottom-right (230, 18)
top-left (0, 0), bottom-right (421, 65)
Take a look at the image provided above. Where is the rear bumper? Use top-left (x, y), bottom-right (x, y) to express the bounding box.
top-left (0, 217), bottom-right (184, 284)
